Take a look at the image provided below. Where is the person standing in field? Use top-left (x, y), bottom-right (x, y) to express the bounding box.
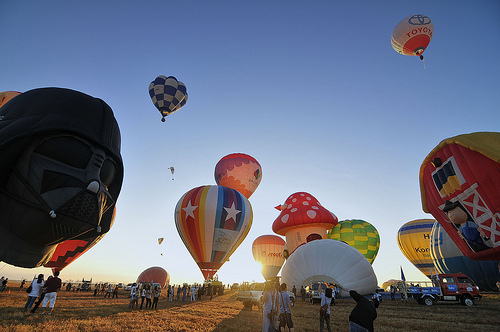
top-left (139, 285), bottom-right (147, 309)
top-left (152, 285), bottom-right (161, 309)
top-left (1, 277), bottom-right (8, 292)
top-left (129, 283), bottom-right (139, 309)
top-left (177, 285), bottom-right (181, 300)
top-left (319, 287), bottom-right (333, 332)
top-left (41, 271), bottom-right (62, 315)
top-left (24, 274), bottom-right (44, 314)
top-left (104, 284), bottom-right (113, 298)
top-left (278, 283), bottom-right (294, 332)
top-left (348, 290), bottom-right (377, 332)
top-left (145, 285), bottom-right (152, 308)
top-left (190, 284), bottom-right (196, 301)
top-left (262, 281), bottom-right (275, 332)
top-left (300, 286), bottom-right (306, 301)
top-left (112, 285), bottom-right (119, 298)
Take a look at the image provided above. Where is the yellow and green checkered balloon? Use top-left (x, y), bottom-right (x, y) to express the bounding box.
top-left (327, 219), bottom-right (380, 264)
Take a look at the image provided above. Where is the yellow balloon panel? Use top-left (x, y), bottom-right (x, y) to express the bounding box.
top-left (397, 219), bottom-right (436, 278)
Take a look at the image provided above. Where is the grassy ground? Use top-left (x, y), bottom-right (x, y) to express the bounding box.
top-left (0, 282), bottom-right (499, 331)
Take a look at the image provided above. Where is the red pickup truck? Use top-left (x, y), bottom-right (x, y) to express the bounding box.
top-left (405, 272), bottom-right (481, 306)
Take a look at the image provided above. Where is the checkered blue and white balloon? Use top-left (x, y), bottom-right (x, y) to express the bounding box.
top-left (149, 75), bottom-right (188, 122)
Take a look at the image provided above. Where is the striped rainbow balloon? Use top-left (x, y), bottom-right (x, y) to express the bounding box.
top-left (174, 185), bottom-right (253, 280)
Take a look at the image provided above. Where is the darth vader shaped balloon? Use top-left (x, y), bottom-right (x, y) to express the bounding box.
top-left (0, 88), bottom-right (123, 268)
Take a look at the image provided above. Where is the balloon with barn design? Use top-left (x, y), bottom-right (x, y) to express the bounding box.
top-left (420, 132), bottom-right (500, 261)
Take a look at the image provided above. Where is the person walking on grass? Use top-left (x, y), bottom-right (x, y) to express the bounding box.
top-left (319, 287), bottom-right (333, 332)
top-left (41, 271), bottom-right (62, 315)
top-left (24, 274), bottom-right (44, 314)
top-left (278, 283), bottom-right (294, 332)
top-left (112, 285), bottom-right (119, 298)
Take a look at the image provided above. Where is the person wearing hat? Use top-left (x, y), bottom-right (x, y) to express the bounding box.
top-left (348, 290), bottom-right (377, 332)
top-left (443, 200), bottom-right (490, 252)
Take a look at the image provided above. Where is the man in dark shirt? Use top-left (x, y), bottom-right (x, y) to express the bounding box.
top-left (349, 290), bottom-right (377, 332)
top-left (41, 271), bottom-right (62, 315)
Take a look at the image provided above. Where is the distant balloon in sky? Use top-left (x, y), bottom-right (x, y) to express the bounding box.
top-left (430, 220), bottom-right (500, 291)
top-left (419, 132), bottom-right (500, 261)
top-left (252, 235), bottom-right (286, 280)
top-left (281, 239), bottom-right (378, 297)
top-left (137, 266), bottom-right (170, 288)
top-left (272, 192), bottom-right (338, 256)
top-left (149, 75), bottom-right (188, 122)
top-left (391, 14), bottom-right (433, 60)
top-left (174, 185), bottom-right (253, 280)
top-left (326, 219), bottom-right (380, 264)
top-left (214, 153), bottom-right (262, 199)
top-left (397, 219), bottom-right (435, 278)
top-left (0, 91), bottom-right (21, 108)
top-left (0, 88), bottom-right (123, 269)
top-left (158, 238), bottom-right (164, 245)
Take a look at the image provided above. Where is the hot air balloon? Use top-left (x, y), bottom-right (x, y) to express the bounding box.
top-left (0, 88), bottom-right (123, 268)
top-left (252, 235), bottom-right (286, 280)
top-left (272, 192), bottom-right (338, 256)
top-left (281, 239), bottom-right (378, 297)
top-left (174, 185), bottom-right (253, 280)
top-left (397, 219), bottom-right (435, 278)
top-left (214, 153), bottom-right (262, 199)
top-left (149, 75), bottom-right (188, 122)
top-left (431, 221), bottom-right (500, 291)
top-left (158, 238), bottom-right (164, 245)
top-left (326, 219), bottom-right (380, 264)
top-left (391, 14), bottom-right (433, 61)
top-left (0, 91), bottom-right (21, 108)
top-left (420, 132), bottom-right (500, 261)
top-left (137, 266), bottom-right (170, 288)
top-left (44, 207), bottom-right (117, 273)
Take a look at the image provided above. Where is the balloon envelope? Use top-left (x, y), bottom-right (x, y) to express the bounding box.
top-left (136, 266), bottom-right (170, 288)
top-left (252, 235), bottom-right (286, 280)
top-left (149, 75), bottom-right (187, 120)
top-left (174, 185), bottom-right (253, 280)
top-left (0, 91), bottom-right (21, 108)
top-left (0, 88), bottom-right (123, 268)
top-left (327, 219), bottom-right (380, 264)
top-left (391, 15), bottom-right (433, 57)
top-left (281, 239), bottom-right (378, 297)
top-left (431, 221), bottom-right (500, 291)
top-left (214, 153), bottom-right (262, 199)
top-left (397, 219), bottom-right (435, 278)
top-left (272, 192), bottom-right (338, 255)
top-left (420, 132), bottom-right (500, 261)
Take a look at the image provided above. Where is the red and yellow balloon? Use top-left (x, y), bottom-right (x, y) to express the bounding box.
top-left (252, 235), bottom-right (286, 280)
top-left (174, 185), bottom-right (253, 280)
top-left (214, 153), bottom-right (262, 199)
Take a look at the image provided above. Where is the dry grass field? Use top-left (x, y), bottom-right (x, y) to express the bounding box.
top-left (1, 281), bottom-right (499, 331)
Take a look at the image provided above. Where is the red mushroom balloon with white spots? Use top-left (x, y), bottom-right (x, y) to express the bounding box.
top-left (272, 192), bottom-right (338, 256)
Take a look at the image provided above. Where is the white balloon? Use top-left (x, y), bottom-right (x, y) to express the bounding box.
top-left (281, 239), bottom-right (378, 296)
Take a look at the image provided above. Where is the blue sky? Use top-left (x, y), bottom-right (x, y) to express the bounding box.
top-left (1, 1), bottom-right (499, 286)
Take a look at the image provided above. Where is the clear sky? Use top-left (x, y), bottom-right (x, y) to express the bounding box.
top-left (1, 1), bottom-right (499, 286)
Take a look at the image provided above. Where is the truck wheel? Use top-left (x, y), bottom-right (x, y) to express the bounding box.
top-left (461, 296), bottom-right (474, 307)
top-left (423, 297), bottom-right (434, 306)
top-left (290, 297), bottom-right (295, 307)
